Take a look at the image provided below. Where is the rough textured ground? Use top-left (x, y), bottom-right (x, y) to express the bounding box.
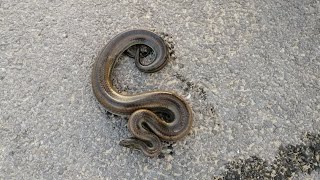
top-left (1, 0), bottom-right (319, 179)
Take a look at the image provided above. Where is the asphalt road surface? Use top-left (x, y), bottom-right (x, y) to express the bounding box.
top-left (1, 0), bottom-right (319, 179)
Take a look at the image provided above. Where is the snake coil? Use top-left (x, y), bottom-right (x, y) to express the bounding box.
top-left (92, 29), bottom-right (193, 157)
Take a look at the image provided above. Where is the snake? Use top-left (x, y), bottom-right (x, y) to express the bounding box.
top-left (91, 29), bottom-right (193, 157)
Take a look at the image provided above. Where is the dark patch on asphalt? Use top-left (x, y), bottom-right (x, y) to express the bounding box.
top-left (214, 132), bottom-right (320, 179)
top-left (174, 72), bottom-right (207, 101)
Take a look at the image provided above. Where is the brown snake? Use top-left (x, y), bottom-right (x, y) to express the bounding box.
top-left (91, 29), bottom-right (193, 157)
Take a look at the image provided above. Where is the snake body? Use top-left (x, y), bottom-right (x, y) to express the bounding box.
top-left (91, 29), bottom-right (193, 157)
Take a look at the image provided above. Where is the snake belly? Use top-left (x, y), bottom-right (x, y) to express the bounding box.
top-left (91, 29), bottom-right (193, 157)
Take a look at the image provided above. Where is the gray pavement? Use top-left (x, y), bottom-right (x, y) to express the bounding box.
top-left (0, 0), bottom-right (319, 179)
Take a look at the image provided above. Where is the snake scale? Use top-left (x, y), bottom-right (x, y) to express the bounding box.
top-left (91, 29), bottom-right (193, 157)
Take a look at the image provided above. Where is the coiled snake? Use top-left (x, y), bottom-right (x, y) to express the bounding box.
top-left (91, 29), bottom-right (193, 157)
